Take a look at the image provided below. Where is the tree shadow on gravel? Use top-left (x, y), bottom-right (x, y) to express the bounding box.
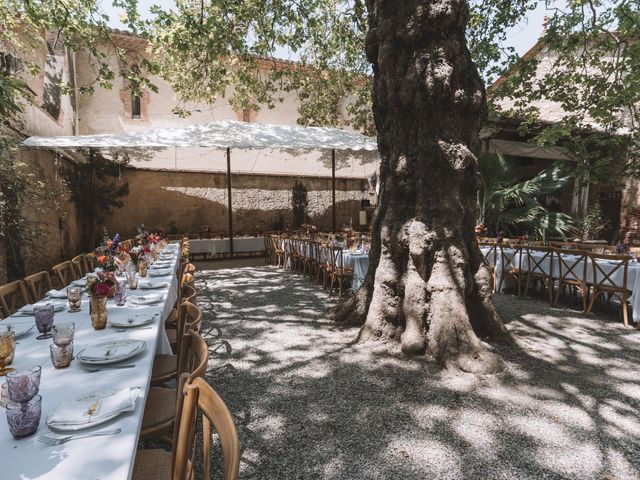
top-left (194, 266), bottom-right (640, 480)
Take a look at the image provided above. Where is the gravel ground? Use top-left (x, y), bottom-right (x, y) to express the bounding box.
top-left (195, 265), bottom-right (640, 480)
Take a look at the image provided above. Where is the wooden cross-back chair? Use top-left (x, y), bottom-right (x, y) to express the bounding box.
top-left (154, 291), bottom-right (198, 387)
top-left (141, 325), bottom-right (209, 446)
top-left (71, 255), bottom-right (88, 277)
top-left (523, 246), bottom-right (555, 302)
top-left (84, 254), bottom-right (97, 273)
top-left (132, 376), bottom-right (240, 480)
top-left (552, 249), bottom-right (589, 312)
top-left (23, 271), bottom-right (54, 303)
top-left (0, 280), bottom-right (30, 319)
top-left (270, 235), bottom-right (284, 268)
top-left (51, 261), bottom-right (80, 288)
top-left (327, 247), bottom-right (353, 298)
top-left (263, 234), bottom-right (273, 264)
top-left (586, 253), bottom-right (630, 327)
top-left (478, 242), bottom-right (498, 292)
top-left (496, 245), bottom-right (523, 295)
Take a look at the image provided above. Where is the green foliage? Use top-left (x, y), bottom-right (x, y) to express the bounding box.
top-left (481, 1), bottom-right (640, 184)
top-left (0, 124), bottom-right (64, 278)
top-left (577, 202), bottom-right (611, 241)
top-left (63, 149), bottom-right (129, 250)
top-left (0, 0), bottom-right (151, 117)
top-left (477, 153), bottom-right (574, 240)
top-left (291, 180), bottom-right (308, 228)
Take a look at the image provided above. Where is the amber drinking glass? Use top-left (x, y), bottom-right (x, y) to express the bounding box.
top-left (67, 287), bottom-right (82, 313)
top-left (0, 331), bottom-right (15, 376)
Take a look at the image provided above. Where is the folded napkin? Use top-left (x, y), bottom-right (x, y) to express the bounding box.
top-left (129, 294), bottom-right (164, 305)
top-left (148, 269), bottom-right (172, 277)
top-left (16, 301), bottom-right (65, 316)
top-left (48, 388), bottom-right (136, 427)
top-left (79, 342), bottom-right (140, 361)
top-left (138, 281), bottom-right (169, 289)
top-left (46, 289), bottom-right (67, 299)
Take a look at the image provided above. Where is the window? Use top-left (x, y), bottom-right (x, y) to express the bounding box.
top-left (0, 53), bottom-right (20, 76)
top-left (132, 95), bottom-right (141, 119)
top-left (242, 107), bottom-right (251, 123)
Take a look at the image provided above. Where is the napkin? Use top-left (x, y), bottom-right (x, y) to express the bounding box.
top-left (48, 388), bottom-right (137, 427)
top-left (79, 342), bottom-right (140, 361)
top-left (129, 294), bottom-right (164, 305)
top-left (138, 281), bottom-right (169, 289)
top-left (46, 289), bottom-right (67, 299)
top-left (47, 398), bottom-right (103, 426)
top-left (148, 269), bottom-right (172, 277)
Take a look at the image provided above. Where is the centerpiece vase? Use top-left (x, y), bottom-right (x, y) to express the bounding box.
top-left (90, 296), bottom-right (108, 330)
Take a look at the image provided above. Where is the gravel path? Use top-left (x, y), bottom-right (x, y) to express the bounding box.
top-left (196, 265), bottom-right (640, 479)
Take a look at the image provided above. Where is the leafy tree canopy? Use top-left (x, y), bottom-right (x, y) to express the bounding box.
top-left (2, 1), bottom-right (639, 184)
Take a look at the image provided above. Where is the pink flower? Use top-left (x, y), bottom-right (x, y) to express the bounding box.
top-left (94, 283), bottom-right (111, 297)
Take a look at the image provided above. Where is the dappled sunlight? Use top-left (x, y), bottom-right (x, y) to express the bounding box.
top-left (194, 267), bottom-right (640, 479)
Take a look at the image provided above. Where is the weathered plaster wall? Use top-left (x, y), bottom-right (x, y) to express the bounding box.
top-left (103, 167), bottom-right (370, 237)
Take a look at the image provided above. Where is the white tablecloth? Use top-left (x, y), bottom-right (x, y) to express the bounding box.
top-left (481, 246), bottom-right (640, 321)
top-left (189, 237), bottom-right (265, 255)
top-left (0, 243), bottom-right (181, 479)
top-left (342, 251), bottom-right (369, 292)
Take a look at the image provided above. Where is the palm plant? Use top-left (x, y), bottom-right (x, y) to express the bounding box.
top-left (477, 152), bottom-right (574, 241)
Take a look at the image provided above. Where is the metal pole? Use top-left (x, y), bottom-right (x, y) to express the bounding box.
top-left (226, 147), bottom-right (234, 257)
top-left (332, 148), bottom-right (336, 232)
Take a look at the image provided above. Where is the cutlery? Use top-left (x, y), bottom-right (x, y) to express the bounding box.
top-left (115, 326), bottom-right (153, 332)
top-left (38, 428), bottom-right (122, 446)
top-left (83, 365), bottom-right (136, 373)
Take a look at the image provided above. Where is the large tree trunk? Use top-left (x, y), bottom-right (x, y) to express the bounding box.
top-left (336, 0), bottom-right (510, 373)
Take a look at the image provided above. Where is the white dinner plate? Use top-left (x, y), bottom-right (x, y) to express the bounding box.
top-left (0, 322), bottom-right (35, 338)
top-left (129, 294), bottom-right (164, 305)
top-left (76, 339), bottom-right (146, 365)
top-left (109, 313), bottom-right (156, 328)
top-left (46, 387), bottom-right (140, 431)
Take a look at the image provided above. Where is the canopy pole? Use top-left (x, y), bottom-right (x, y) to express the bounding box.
top-left (226, 147), bottom-right (234, 257)
top-left (332, 149), bottom-right (336, 232)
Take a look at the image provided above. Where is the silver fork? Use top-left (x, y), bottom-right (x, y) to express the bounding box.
top-left (83, 364), bottom-right (135, 373)
top-left (38, 428), bottom-right (122, 446)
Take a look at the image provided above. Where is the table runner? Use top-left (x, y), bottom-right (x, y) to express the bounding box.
top-left (0, 243), bottom-right (180, 479)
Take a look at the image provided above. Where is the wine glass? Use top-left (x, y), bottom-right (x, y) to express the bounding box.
top-left (67, 287), bottom-right (82, 313)
top-left (0, 331), bottom-right (15, 376)
top-left (34, 304), bottom-right (54, 340)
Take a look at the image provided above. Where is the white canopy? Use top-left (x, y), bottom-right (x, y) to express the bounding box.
top-left (22, 120), bottom-right (378, 152)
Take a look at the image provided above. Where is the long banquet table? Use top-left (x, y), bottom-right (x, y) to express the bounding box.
top-left (481, 246), bottom-right (640, 321)
top-left (0, 243), bottom-right (180, 480)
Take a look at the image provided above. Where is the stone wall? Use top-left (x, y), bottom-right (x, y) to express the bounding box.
top-left (103, 167), bottom-right (370, 238)
top-left (13, 150), bottom-right (82, 280)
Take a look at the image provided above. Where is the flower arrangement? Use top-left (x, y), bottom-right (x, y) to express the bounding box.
top-left (87, 272), bottom-right (117, 297)
top-left (475, 223), bottom-right (487, 236)
top-left (95, 230), bottom-right (121, 272)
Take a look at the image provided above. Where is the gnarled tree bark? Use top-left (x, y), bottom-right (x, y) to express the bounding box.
top-left (335, 0), bottom-right (511, 373)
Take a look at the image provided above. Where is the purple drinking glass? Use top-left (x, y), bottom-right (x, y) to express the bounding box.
top-left (6, 366), bottom-right (41, 403)
top-left (34, 304), bottom-right (54, 340)
top-left (6, 395), bottom-right (42, 439)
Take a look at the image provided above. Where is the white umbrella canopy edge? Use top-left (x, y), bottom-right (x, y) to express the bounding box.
top-left (22, 119), bottom-right (378, 151)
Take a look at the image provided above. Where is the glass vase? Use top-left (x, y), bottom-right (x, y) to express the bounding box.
top-left (90, 296), bottom-right (108, 330)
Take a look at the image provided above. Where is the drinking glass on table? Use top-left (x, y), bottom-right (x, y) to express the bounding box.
top-left (0, 331), bottom-right (15, 376)
top-left (34, 304), bottom-right (54, 340)
top-left (6, 395), bottom-right (41, 438)
top-left (52, 322), bottom-right (75, 347)
top-left (126, 270), bottom-right (138, 290)
top-left (50, 343), bottom-right (73, 369)
top-left (67, 287), bottom-right (82, 312)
